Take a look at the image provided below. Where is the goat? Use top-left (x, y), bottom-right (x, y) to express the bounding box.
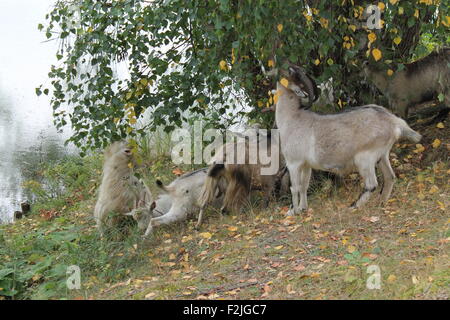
top-left (141, 168), bottom-right (226, 237)
top-left (363, 47), bottom-right (450, 119)
top-left (94, 141), bottom-right (153, 235)
top-left (196, 134), bottom-right (290, 229)
top-left (275, 65), bottom-right (422, 215)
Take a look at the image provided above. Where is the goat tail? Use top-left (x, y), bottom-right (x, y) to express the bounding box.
top-left (401, 127), bottom-right (422, 143)
top-left (199, 163), bottom-right (225, 208)
top-left (394, 118), bottom-right (422, 143)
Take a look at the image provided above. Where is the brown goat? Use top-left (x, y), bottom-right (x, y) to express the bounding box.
top-left (196, 135), bottom-right (289, 228)
top-left (364, 47), bottom-right (450, 119)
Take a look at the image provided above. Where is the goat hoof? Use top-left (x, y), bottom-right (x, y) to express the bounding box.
top-left (287, 208), bottom-right (296, 216)
top-left (142, 235), bottom-right (150, 240)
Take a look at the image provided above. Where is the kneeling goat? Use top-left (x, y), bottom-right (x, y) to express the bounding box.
top-left (275, 65), bottom-right (422, 215)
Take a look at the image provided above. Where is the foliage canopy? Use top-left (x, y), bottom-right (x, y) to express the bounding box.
top-left (38, 0), bottom-right (450, 152)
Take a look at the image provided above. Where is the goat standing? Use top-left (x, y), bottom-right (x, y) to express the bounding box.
top-left (275, 65), bottom-right (422, 215)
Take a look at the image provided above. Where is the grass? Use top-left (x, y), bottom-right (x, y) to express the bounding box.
top-left (0, 122), bottom-right (449, 300)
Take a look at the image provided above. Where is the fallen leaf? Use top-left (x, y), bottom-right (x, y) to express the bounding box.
top-left (199, 232), bottom-right (212, 240)
top-left (144, 292), bottom-right (156, 299)
top-left (172, 168), bottom-right (184, 176)
top-left (432, 139), bottom-right (441, 149)
top-left (387, 274), bottom-right (397, 283)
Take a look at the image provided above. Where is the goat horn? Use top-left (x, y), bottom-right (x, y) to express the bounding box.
top-left (291, 65), bottom-right (318, 108)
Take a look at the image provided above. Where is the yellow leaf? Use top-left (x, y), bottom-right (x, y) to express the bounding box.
top-left (274, 245), bottom-right (284, 250)
top-left (432, 139), bottom-right (441, 148)
top-left (387, 69), bottom-right (394, 76)
top-left (442, 16), bottom-right (450, 27)
top-left (140, 78), bottom-right (148, 86)
top-left (227, 226), bottom-right (238, 232)
top-left (314, 59), bottom-right (320, 65)
top-left (368, 32), bottom-right (377, 43)
top-left (372, 48), bottom-right (382, 61)
top-left (413, 144), bottom-right (425, 153)
top-left (414, 9), bottom-right (419, 19)
top-left (389, 0), bottom-right (399, 4)
top-left (320, 17), bottom-right (329, 29)
top-left (377, 2), bottom-right (385, 11)
top-left (257, 100), bottom-right (264, 108)
top-left (303, 11), bottom-right (313, 22)
top-left (387, 274), bottom-right (397, 282)
top-left (429, 185), bottom-right (439, 194)
top-left (219, 60), bottom-right (228, 71)
top-left (347, 245), bottom-right (356, 253)
top-left (280, 78), bottom-right (289, 88)
top-left (398, 7), bottom-right (404, 15)
top-left (199, 232), bottom-right (212, 239)
top-left (273, 91), bottom-right (280, 104)
top-left (349, 24), bottom-right (356, 32)
top-left (277, 24), bottom-right (283, 33)
top-left (268, 59), bottom-right (275, 68)
top-left (393, 36), bottom-right (402, 45)
top-left (436, 122), bottom-right (445, 129)
top-left (126, 91), bottom-right (133, 100)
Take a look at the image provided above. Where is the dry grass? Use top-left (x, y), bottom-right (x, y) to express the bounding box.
top-left (78, 158), bottom-right (449, 300)
top-left (3, 119), bottom-right (449, 300)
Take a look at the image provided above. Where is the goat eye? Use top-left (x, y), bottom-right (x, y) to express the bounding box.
top-left (185, 190), bottom-right (189, 194)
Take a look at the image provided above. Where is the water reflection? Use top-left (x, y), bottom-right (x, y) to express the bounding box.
top-left (0, 90), bottom-right (69, 224)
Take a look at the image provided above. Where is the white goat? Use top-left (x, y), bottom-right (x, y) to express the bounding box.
top-left (138, 168), bottom-right (225, 237)
top-left (275, 65), bottom-right (422, 215)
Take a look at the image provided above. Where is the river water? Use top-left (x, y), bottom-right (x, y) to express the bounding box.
top-left (0, 0), bottom-right (71, 223)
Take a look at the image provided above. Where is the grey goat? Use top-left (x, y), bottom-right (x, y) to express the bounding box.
top-left (275, 65), bottom-right (422, 215)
